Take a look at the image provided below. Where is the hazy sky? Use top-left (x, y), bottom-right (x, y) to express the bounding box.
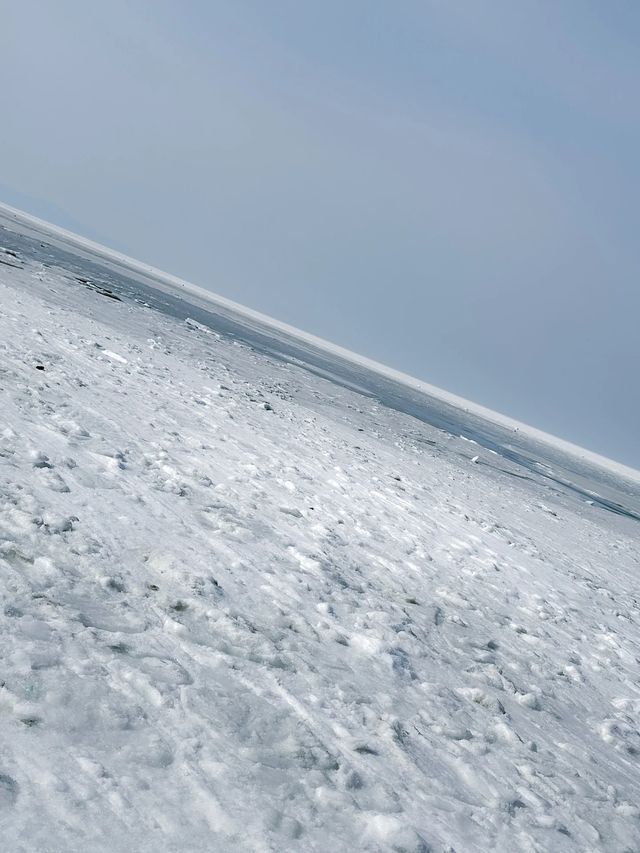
top-left (2, 1), bottom-right (639, 467)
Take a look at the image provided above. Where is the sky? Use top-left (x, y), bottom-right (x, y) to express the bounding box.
top-left (2, 1), bottom-right (639, 468)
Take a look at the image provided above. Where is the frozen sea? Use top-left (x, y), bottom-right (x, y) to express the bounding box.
top-left (0, 205), bottom-right (639, 852)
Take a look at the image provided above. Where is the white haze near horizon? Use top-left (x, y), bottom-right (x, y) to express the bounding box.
top-left (2, 0), bottom-right (639, 468)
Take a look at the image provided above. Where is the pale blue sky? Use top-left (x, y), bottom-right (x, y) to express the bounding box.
top-left (2, 1), bottom-right (639, 466)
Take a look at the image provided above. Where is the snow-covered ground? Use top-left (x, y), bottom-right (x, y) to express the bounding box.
top-left (0, 215), bottom-right (639, 852)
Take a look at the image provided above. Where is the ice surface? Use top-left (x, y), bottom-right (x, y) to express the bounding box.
top-left (0, 210), bottom-right (639, 851)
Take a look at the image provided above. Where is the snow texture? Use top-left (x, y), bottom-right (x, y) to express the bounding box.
top-left (0, 209), bottom-right (639, 852)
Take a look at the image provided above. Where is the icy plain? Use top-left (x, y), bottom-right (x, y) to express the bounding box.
top-left (0, 207), bottom-right (639, 852)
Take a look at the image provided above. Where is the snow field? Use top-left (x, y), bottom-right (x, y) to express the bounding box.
top-left (0, 252), bottom-right (639, 851)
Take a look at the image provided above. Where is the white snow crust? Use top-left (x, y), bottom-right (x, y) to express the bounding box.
top-left (0, 224), bottom-right (639, 852)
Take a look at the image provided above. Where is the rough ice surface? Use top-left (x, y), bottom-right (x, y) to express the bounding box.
top-left (0, 212), bottom-right (639, 852)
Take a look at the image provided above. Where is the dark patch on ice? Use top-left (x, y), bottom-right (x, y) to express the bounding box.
top-left (0, 774), bottom-right (18, 808)
top-left (391, 720), bottom-right (410, 746)
top-left (75, 276), bottom-right (122, 302)
top-left (0, 257), bottom-right (22, 269)
top-left (354, 744), bottom-right (379, 755)
top-left (390, 647), bottom-right (417, 679)
top-left (345, 770), bottom-right (363, 790)
top-left (32, 454), bottom-right (53, 469)
top-left (506, 798), bottom-right (527, 816)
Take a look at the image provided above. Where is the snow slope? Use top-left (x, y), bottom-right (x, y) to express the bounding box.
top-left (0, 216), bottom-right (639, 852)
